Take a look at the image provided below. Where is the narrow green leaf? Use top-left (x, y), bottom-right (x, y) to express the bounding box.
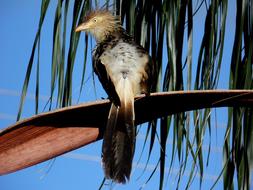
top-left (140, 160), bottom-right (160, 190)
top-left (78, 34), bottom-right (88, 102)
top-left (50, 0), bottom-right (62, 109)
top-left (98, 177), bottom-right (106, 190)
top-left (159, 117), bottom-right (169, 190)
top-left (62, 0), bottom-right (88, 107)
top-left (148, 120), bottom-right (157, 164)
top-left (35, 36), bottom-right (40, 114)
top-left (136, 124), bottom-right (151, 165)
top-left (57, 0), bottom-right (70, 107)
top-left (186, 0), bottom-right (193, 90)
top-left (210, 156), bottom-right (229, 190)
top-left (17, 0), bottom-right (50, 120)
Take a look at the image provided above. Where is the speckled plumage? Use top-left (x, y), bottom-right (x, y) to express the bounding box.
top-left (76, 10), bottom-right (153, 183)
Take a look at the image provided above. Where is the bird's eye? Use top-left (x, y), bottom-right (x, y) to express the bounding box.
top-left (93, 18), bottom-right (97, 22)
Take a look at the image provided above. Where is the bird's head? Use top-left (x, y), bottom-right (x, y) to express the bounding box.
top-left (75, 10), bottom-right (122, 42)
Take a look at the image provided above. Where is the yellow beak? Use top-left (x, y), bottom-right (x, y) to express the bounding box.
top-left (75, 23), bottom-right (89, 32)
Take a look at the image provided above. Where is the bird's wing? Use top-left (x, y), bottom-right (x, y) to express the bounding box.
top-left (93, 47), bottom-right (121, 106)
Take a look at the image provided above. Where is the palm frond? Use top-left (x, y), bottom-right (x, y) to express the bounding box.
top-left (14, 0), bottom-right (253, 189)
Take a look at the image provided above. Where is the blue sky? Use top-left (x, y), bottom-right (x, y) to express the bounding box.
top-left (0, 0), bottom-right (244, 189)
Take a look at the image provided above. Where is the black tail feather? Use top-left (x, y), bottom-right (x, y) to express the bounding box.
top-left (102, 79), bottom-right (135, 183)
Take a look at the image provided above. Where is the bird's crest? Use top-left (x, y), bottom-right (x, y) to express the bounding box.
top-left (82, 9), bottom-right (121, 27)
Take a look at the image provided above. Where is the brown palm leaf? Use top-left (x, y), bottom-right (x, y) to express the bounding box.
top-left (0, 90), bottom-right (252, 175)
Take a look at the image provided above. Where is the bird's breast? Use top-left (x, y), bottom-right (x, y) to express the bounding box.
top-left (99, 41), bottom-right (149, 95)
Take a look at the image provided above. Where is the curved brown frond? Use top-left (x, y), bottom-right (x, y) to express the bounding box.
top-left (0, 90), bottom-right (252, 175)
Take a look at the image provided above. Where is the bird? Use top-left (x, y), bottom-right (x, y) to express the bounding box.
top-left (75, 9), bottom-right (154, 183)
